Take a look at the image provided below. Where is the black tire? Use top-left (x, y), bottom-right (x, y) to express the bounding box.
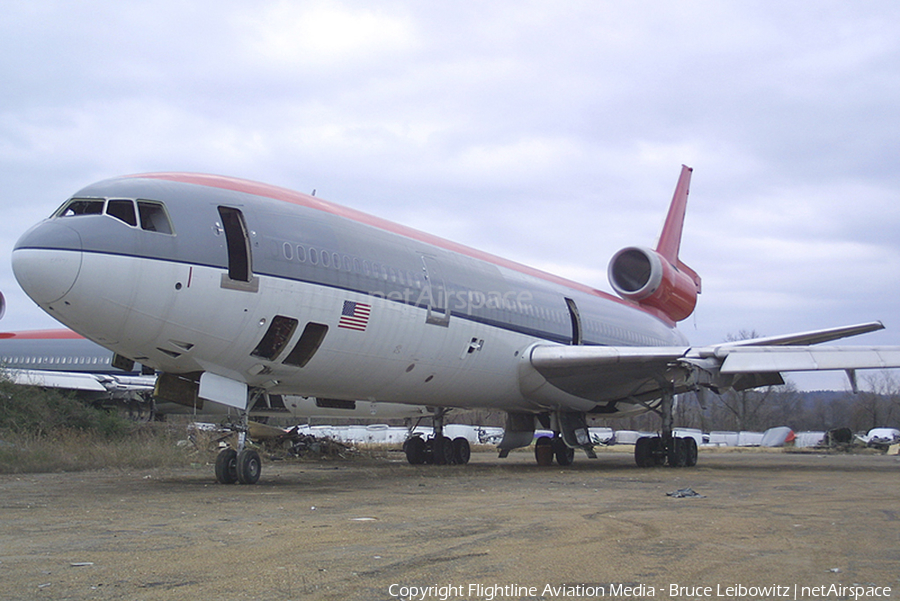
top-left (432, 435), bottom-right (454, 465)
top-left (215, 448), bottom-right (238, 484)
top-left (667, 438), bottom-right (687, 468)
top-left (451, 437), bottom-right (471, 465)
top-left (534, 436), bottom-right (553, 465)
top-left (552, 436), bottom-right (575, 466)
top-left (684, 436), bottom-right (699, 467)
top-left (651, 437), bottom-right (666, 466)
top-left (404, 436), bottom-right (427, 465)
top-left (237, 449), bottom-right (261, 484)
top-left (634, 437), bottom-right (654, 468)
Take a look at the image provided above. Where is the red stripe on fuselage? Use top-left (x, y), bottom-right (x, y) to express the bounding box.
top-left (0, 329), bottom-right (85, 340)
top-left (130, 172), bottom-right (632, 307)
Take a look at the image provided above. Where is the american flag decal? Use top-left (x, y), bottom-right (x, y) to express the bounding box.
top-left (338, 300), bottom-right (371, 331)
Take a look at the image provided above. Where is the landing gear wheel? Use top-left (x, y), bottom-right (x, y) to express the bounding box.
top-left (651, 437), bottom-right (666, 466)
top-left (683, 437), bottom-right (698, 467)
top-left (236, 449), bottom-right (261, 484)
top-left (552, 436), bottom-right (575, 466)
top-left (451, 437), bottom-right (471, 465)
top-left (635, 437), bottom-right (654, 468)
top-left (404, 436), bottom-right (427, 464)
top-left (432, 435), bottom-right (454, 465)
top-left (215, 448), bottom-right (238, 484)
top-left (667, 438), bottom-right (687, 468)
top-left (534, 436), bottom-right (553, 465)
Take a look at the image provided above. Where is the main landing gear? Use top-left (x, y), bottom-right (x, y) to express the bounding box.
top-left (633, 391), bottom-right (698, 468)
top-left (534, 434), bottom-right (575, 466)
top-left (403, 409), bottom-right (471, 466)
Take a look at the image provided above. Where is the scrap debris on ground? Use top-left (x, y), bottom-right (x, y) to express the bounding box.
top-left (667, 487), bottom-right (706, 498)
top-left (185, 421), bottom-right (358, 460)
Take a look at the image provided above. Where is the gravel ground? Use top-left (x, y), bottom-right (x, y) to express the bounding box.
top-left (1, 448), bottom-right (899, 601)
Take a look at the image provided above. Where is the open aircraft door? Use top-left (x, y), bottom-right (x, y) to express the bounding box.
top-left (419, 254), bottom-right (450, 326)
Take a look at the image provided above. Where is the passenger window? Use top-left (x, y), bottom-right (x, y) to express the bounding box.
top-left (138, 201), bottom-right (174, 234)
top-left (55, 198), bottom-right (104, 217)
top-left (106, 199), bottom-right (137, 226)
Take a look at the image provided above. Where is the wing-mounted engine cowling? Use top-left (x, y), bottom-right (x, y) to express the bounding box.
top-left (608, 246), bottom-right (698, 322)
top-left (0, 291), bottom-right (5, 321)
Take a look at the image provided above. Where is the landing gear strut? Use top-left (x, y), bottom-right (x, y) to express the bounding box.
top-left (403, 409), bottom-right (471, 465)
top-left (634, 391), bottom-right (698, 468)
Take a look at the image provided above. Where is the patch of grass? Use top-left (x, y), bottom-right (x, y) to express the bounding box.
top-left (0, 378), bottom-right (198, 473)
top-left (0, 378), bottom-right (135, 438)
top-left (0, 423), bottom-right (198, 474)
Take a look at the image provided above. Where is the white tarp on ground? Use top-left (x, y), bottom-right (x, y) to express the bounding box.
top-left (761, 426), bottom-right (794, 447)
top-left (606, 430), bottom-right (648, 444)
top-left (863, 428), bottom-right (900, 445)
top-left (282, 424), bottom-right (900, 449)
top-left (292, 424), bottom-right (491, 445)
top-left (708, 431), bottom-right (739, 446)
top-left (674, 428), bottom-right (703, 446)
top-left (589, 427), bottom-right (614, 444)
top-left (793, 431), bottom-right (826, 447)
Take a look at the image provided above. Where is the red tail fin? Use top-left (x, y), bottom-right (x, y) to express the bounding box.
top-left (656, 165), bottom-right (701, 295)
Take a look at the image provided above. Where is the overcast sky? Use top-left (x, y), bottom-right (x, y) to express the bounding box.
top-left (2, 1), bottom-right (899, 390)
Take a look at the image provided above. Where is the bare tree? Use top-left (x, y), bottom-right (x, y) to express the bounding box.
top-left (851, 371), bottom-right (900, 431)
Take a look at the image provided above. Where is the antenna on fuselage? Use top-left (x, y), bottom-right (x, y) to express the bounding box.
top-left (311, 189), bottom-right (316, 197)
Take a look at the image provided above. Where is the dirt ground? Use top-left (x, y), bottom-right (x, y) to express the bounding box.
top-left (1, 447), bottom-right (898, 601)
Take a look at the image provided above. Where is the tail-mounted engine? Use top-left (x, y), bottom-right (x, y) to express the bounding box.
top-left (608, 246), bottom-right (700, 323)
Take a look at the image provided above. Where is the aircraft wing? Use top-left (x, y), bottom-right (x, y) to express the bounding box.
top-left (6, 369), bottom-right (156, 395)
top-left (528, 321), bottom-right (900, 405)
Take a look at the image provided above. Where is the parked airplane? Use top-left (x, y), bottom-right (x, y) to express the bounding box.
top-left (0, 326), bottom-right (156, 413)
top-left (12, 166), bottom-right (900, 483)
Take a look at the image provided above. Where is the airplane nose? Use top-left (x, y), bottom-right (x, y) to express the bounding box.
top-left (12, 222), bottom-right (84, 305)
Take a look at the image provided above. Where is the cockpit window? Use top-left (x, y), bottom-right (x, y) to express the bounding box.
top-left (54, 197), bottom-right (174, 234)
top-left (55, 198), bottom-right (104, 217)
top-left (106, 199), bottom-right (138, 226)
top-left (137, 201), bottom-right (174, 234)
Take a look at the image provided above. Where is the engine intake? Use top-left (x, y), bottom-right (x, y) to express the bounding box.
top-left (608, 246), bottom-right (699, 323)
